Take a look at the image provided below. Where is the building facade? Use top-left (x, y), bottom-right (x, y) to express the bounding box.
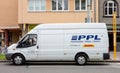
top-left (18, 0), bottom-right (99, 35)
top-left (0, 0), bottom-right (98, 48)
top-left (99, 0), bottom-right (120, 51)
top-left (18, 0), bottom-right (98, 23)
top-left (0, 0), bottom-right (21, 47)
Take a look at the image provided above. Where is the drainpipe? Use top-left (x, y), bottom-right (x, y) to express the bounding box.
top-left (94, 0), bottom-right (96, 22)
top-left (4, 29), bottom-right (9, 47)
top-left (87, 0), bottom-right (91, 23)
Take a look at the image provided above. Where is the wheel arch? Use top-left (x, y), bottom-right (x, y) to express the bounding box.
top-left (11, 53), bottom-right (26, 60)
top-left (74, 52), bottom-right (89, 61)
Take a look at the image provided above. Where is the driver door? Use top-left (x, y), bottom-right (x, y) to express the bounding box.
top-left (16, 34), bottom-right (38, 60)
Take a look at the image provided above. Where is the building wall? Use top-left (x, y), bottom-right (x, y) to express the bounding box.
top-left (0, 0), bottom-right (18, 27)
top-left (99, 0), bottom-right (120, 24)
top-left (18, 0), bottom-right (98, 24)
top-left (99, 0), bottom-right (120, 51)
top-left (95, 0), bottom-right (99, 22)
top-left (9, 30), bottom-right (21, 45)
top-left (0, 0), bottom-right (21, 47)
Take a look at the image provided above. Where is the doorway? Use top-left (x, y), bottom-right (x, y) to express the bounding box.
top-left (108, 33), bottom-right (113, 51)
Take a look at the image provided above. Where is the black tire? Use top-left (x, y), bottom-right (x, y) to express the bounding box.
top-left (12, 54), bottom-right (25, 65)
top-left (75, 54), bottom-right (87, 65)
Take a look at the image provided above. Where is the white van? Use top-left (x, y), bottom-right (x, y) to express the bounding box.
top-left (5, 23), bottom-right (110, 65)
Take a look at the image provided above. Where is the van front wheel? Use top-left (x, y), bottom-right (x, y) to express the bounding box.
top-left (75, 54), bottom-right (87, 65)
top-left (12, 54), bottom-right (25, 65)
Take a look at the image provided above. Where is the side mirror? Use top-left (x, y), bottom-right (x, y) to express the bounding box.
top-left (16, 42), bottom-right (22, 48)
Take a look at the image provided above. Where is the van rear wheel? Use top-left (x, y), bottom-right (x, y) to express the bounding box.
top-left (12, 54), bottom-right (25, 65)
top-left (75, 54), bottom-right (87, 65)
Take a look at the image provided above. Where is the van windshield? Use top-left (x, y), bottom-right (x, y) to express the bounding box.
top-left (17, 34), bottom-right (37, 48)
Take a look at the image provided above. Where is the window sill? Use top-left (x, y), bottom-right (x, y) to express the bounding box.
top-left (103, 16), bottom-right (119, 18)
top-left (28, 10), bottom-right (70, 12)
top-left (51, 10), bottom-right (69, 12)
top-left (74, 10), bottom-right (93, 12)
top-left (28, 10), bottom-right (46, 13)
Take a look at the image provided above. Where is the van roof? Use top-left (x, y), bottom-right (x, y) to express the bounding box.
top-left (34, 23), bottom-right (106, 29)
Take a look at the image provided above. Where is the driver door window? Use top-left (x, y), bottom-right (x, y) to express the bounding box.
top-left (18, 34), bottom-right (37, 48)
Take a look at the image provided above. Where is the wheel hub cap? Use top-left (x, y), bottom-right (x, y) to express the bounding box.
top-left (14, 56), bottom-right (22, 64)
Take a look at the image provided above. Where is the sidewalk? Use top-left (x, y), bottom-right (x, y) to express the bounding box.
top-left (108, 52), bottom-right (120, 62)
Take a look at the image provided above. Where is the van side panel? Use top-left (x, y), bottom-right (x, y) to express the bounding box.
top-left (37, 28), bottom-right (108, 61)
top-left (63, 29), bottom-right (108, 61)
top-left (37, 30), bottom-right (66, 60)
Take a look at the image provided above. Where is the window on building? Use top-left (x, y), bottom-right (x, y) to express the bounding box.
top-left (52, 0), bottom-right (68, 11)
top-left (104, 0), bottom-right (118, 16)
top-left (75, 0), bottom-right (87, 11)
top-left (8, 32), bottom-right (12, 42)
top-left (28, 0), bottom-right (46, 11)
top-left (117, 34), bottom-right (120, 42)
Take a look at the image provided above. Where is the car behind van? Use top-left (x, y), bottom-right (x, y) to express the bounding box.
top-left (5, 23), bottom-right (110, 65)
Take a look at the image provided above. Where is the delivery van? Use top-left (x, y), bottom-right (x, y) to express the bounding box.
top-left (5, 23), bottom-right (110, 65)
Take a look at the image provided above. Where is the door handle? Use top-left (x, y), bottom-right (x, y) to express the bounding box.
top-left (37, 46), bottom-right (39, 49)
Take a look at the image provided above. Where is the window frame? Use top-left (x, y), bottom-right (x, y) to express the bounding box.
top-left (17, 34), bottom-right (37, 48)
top-left (74, 0), bottom-right (88, 11)
top-left (28, 0), bottom-right (46, 12)
top-left (51, 0), bottom-right (69, 11)
top-left (104, 0), bottom-right (118, 17)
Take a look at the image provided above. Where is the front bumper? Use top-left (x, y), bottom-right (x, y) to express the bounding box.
top-left (103, 53), bottom-right (110, 60)
top-left (5, 53), bottom-right (13, 60)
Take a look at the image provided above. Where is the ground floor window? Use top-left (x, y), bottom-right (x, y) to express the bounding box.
top-left (117, 34), bottom-right (120, 42)
top-left (109, 33), bottom-right (120, 51)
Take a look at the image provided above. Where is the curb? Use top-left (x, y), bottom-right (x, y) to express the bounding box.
top-left (89, 61), bottom-right (120, 63)
top-left (89, 59), bottom-right (120, 62)
top-left (0, 60), bottom-right (10, 62)
top-left (103, 60), bottom-right (120, 62)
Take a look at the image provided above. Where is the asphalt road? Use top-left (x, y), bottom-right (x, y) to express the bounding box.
top-left (0, 62), bottom-right (120, 73)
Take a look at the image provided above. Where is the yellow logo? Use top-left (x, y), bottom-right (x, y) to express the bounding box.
top-left (83, 44), bottom-right (95, 47)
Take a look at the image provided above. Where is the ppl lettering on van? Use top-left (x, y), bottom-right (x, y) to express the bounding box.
top-left (71, 35), bottom-right (101, 42)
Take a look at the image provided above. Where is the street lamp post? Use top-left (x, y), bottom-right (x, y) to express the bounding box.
top-left (113, 12), bottom-right (117, 60)
top-left (112, 0), bottom-right (117, 60)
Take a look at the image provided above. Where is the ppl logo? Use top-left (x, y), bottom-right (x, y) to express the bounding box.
top-left (71, 35), bottom-right (101, 42)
